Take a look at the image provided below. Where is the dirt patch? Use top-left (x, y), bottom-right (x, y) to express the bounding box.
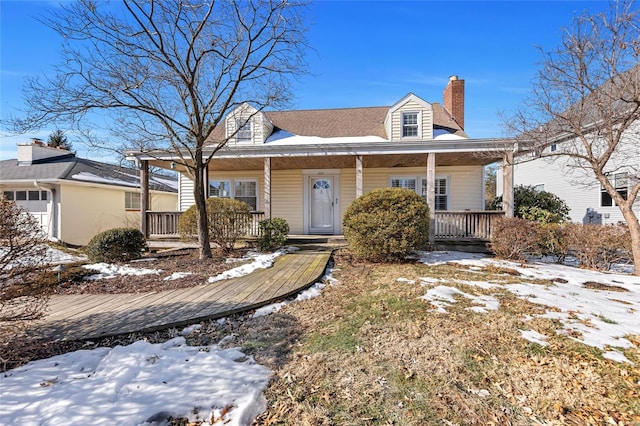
top-left (583, 281), bottom-right (629, 292)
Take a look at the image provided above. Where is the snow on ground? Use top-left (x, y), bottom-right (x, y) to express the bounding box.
top-left (83, 263), bottom-right (162, 280)
top-left (0, 336), bottom-right (270, 426)
top-left (44, 246), bottom-right (86, 264)
top-left (208, 248), bottom-right (294, 283)
top-left (252, 266), bottom-right (339, 318)
top-left (415, 251), bottom-right (640, 364)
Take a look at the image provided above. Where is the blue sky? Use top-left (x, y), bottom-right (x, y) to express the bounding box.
top-left (0, 0), bottom-right (608, 161)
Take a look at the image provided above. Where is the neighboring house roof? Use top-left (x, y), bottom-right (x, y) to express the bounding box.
top-left (0, 156), bottom-right (178, 193)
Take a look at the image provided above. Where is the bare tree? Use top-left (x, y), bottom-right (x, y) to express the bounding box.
top-left (11, 0), bottom-right (308, 259)
top-left (0, 198), bottom-right (49, 326)
top-left (504, 0), bottom-right (640, 274)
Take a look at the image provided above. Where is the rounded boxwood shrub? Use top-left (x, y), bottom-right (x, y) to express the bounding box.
top-left (86, 227), bottom-right (147, 262)
top-left (177, 197), bottom-right (251, 252)
top-left (343, 188), bottom-right (430, 262)
top-left (257, 217), bottom-right (289, 251)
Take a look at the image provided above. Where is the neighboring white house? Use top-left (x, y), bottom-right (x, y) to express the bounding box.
top-left (496, 120), bottom-right (640, 225)
top-left (0, 141), bottom-right (178, 245)
top-left (127, 76), bottom-right (514, 241)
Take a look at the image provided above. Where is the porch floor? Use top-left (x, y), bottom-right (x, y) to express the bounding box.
top-left (25, 246), bottom-right (333, 342)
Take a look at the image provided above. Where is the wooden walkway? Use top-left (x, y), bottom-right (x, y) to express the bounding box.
top-left (26, 248), bottom-right (333, 342)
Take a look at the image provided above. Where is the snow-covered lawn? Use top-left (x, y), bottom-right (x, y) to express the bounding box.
top-left (414, 251), bottom-right (640, 364)
top-left (0, 254), bottom-right (335, 426)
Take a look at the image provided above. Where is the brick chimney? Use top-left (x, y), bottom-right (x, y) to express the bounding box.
top-left (443, 75), bottom-right (465, 130)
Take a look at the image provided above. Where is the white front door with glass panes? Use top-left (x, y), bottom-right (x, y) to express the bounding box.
top-left (309, 176), bottom-right (335, 234)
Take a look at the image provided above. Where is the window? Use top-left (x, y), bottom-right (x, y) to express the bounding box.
top-left (28, 191), bottom-right (40, 200)
top-left (209, 180), bottom-right (230, 198)
top-left (234, 180), bottom-right (257, 210)
top-left (3, 191), bottom-right (14, 201)
top-left (391, 177), bottom-right (416, 191)
top-left (15, 191), bottom-right (27, 201)
top-left (434, 178), bottom-right (448, 211)
top-left (41, 191), bottom-right (48, 201)
top-left (208, 178), bottom-right (258, 210)
top-left (392, 176), bottom-right (448, 210)
top-left (601, 172), bottom-right (628, 207)
top-left (125, 192), bottom-right (141, 210)
top-left (235, 119), bottom-right (252, 142)
top-left (534, 184), bottom-right (544, 192)
top-left (402, 112), bottom-right (419, 138)
top-left (550, 144), bottom-right (557, 152)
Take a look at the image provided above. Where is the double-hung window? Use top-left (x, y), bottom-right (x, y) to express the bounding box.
top-left (601, 172), bottom-right (628, 207)
top-left (209, 178), bottom-right (258, 210)
top-left (235, 119), bottom-right (252, 143)
top-left (402, 112), bottom-right (419, 138)
top-left (392, 176), bottom-right (448, 210)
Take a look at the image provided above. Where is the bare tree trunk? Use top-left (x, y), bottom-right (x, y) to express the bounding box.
top-left (620, 205), bottom-right (640, 276)
top-left (193, 157), bottom-right (212, 259)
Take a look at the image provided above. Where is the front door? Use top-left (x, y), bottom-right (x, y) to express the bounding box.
top-left (309, 176), bottom-right (335, 234)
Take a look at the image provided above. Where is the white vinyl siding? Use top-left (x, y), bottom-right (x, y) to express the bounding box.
top-left (271, 169), bottom-right (303, 233)
top-left (389, 98), bottom-right (433, 141)
top-left (178, 173), bottom-right (195, 212)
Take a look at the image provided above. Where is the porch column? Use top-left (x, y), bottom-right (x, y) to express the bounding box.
top-left (140, 160), bottom-right (149, 238)
top-left (502, 151), bottom-right (514, 217)
top-left (355, 155), bottom-right (363, 198)
top-left (426, 153), bottom-right (436, 243)
top-left (264, 157), bottom-right (271, 218)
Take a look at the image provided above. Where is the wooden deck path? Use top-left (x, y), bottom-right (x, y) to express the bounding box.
top-left (26, 248), bottom-right (333, 342)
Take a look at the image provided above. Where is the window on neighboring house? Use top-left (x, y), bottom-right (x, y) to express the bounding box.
top-left (15, 191), bottom-right (27, 201)
top-left (534, 184), bottom-right (544, 192)
top-left (402, 112), bottom-right (419, 138)
top-left (235, 119), bottom-right (252, 142)
top-left (125, 192), bottom-right (141, 210)
top-left (28, 191), bottom-right (40, 201)
top-left (41, 191), bottom-right (48, 200)
top-left (550, 144), bottom-right (557, 152)
top-left (3, 191), bottom-right (14, 201)
top-left (601, 172), bottom-right (628, 207)
top-left (209, 178), bottom-right (258, 210)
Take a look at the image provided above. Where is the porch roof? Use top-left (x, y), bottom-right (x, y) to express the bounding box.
top-left (126, 137), bottom-right (510, 170)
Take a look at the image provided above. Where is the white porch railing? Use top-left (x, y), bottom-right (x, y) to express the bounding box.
top-left (433, 211), bottom-right (505, 240)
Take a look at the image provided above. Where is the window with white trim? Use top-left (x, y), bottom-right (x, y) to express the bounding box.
top-left (392, 176), bottom-right (449, 211)
top-left (235, 119), bottom-right (252, 142)
top-left (534, 184), bottom-right (544, 192)
top-left (3, 190), bottom-right (47, 201)
top-left (601, 172), bottom-right (628, 207)
top-left (402, 112), bottom-right (419, 138)
top-left (209, 178), bottom-right (258, 210)
top-left (125, 192), bottom-right (141, 210)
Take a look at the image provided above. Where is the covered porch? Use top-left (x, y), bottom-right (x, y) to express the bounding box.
top-left (129, 138), bottom-right (515, 243)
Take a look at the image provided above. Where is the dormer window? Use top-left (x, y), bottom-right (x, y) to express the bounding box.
top-left (402, 112), bottom-right (419, 138)
top-left (235, 119), bottom-right (252, 142)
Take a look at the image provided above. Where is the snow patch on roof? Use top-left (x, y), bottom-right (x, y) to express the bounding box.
top-left (71, 172), bottom-right (139, 187)
top-left (265, 129), bottom-right (387, 145)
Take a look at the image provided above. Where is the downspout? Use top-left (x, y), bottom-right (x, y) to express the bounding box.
top-left (34, 180), bottom-right (59, 241)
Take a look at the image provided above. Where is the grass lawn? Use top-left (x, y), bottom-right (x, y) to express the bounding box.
top-left (240, 250), bottom-right (640, 425)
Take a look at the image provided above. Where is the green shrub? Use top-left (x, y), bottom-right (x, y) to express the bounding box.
top-left (257, 217), bottom-right (289, 251)
top-left (489, 217), bottom-right (543, 261)
top-left (489, 185), bottom-right (570, 224)
top-left (177, 197), bottom-right (251, 252)
top-left (343, 188), bottom-right (429, 262)
top-left (86, 227), bottom-right (147, 262)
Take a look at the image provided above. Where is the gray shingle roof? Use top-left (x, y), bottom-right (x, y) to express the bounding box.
top-left (0, 156), bottom-right (177, 193)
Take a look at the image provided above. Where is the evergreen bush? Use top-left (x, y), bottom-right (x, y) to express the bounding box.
top-left (343, 188), bottom-right (429, 262)
top-left (86, 227), bottom-right (147, 262)
top-left (257, 217), bottom-right (289, 251)
top-left (489, 185), bottom-right (570, 224)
